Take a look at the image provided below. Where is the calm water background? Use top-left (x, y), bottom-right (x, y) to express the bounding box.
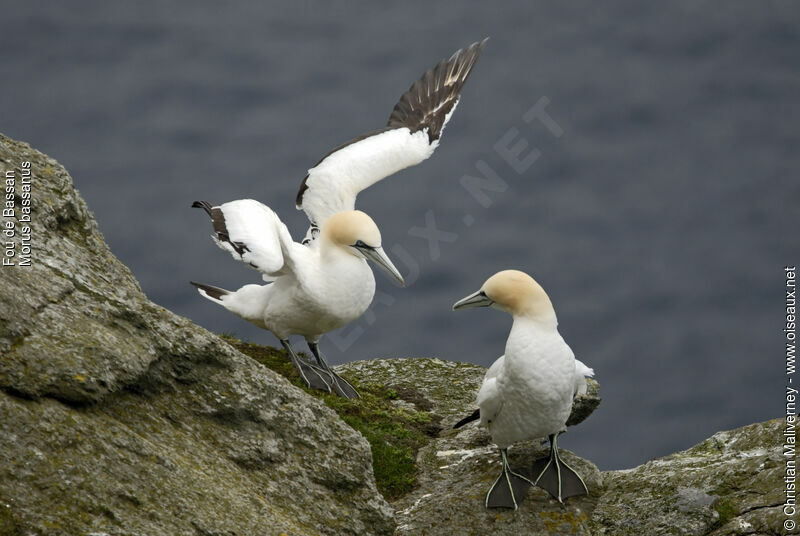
top-left (2, 1), bottom-right (798, 469)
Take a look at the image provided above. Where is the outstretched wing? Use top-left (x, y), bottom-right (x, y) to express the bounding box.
top-left (296, 38), bottom-right (488, 229)
top-left (192, 199), bottom-right (308, 281)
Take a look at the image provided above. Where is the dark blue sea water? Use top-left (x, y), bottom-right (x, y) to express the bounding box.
top-left (2, 1), bottom-right (798, 469)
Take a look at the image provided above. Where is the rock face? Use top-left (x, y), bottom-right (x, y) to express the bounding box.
top-left (338, 359), bottom-right (783, 536)
top-left (0, 134), bottom-right (394, 536)
top-left (592, 419), bottom-right (785, 535)
top-left (0, 133), bottom-right (783, 536)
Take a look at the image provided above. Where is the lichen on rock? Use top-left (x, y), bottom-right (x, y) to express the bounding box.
top-left (592, 419), bottom-right (786, 536)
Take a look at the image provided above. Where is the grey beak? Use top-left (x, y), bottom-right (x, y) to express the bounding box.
top-left (358, 245), bottom-right (405, 287)
top-left (453, 290), bottom-right (494, 310)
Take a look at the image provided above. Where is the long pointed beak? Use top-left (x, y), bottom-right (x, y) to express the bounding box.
top-left (453, 289), bottom-right (493, 310)
top-left (359, 246), bottom-right (405, 287)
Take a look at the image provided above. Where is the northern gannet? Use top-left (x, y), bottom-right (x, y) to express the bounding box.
top-left (452, 270), bottom-right (594, 508)
top-left (296, 38), bottom-right (487, 244)
top-left (190, 200), bottom-right (404, 398)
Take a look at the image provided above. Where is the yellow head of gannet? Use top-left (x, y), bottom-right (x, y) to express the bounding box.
top-left (453, 269), bottom-right (555, 323)
top-left (322, 210), bottom-right (404, 286)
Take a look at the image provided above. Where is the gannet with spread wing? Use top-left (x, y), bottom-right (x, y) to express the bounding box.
top-left (296, 38), bottom-right (487, 243)
top-left (191, 202), bottom-right (403, 398)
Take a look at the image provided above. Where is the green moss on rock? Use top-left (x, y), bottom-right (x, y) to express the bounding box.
top-left (0, 133), bottom-right (395, 536)
top-left (712, 498), bottom-right (738, 528)
top-left (0, 502), bottom-right (22, 536)
top-left (223, 336), bottom-right (437, 500)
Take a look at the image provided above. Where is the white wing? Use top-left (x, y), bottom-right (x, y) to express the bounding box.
top-left (477, 354), bottom-right (505, 427)
top-left (193, 199), bottom-right (309, 281)
top-left (295, 39), bottom-right (487, 230)
top-left (573, 359), bottom-right (595, 397)
top-left (484, 354), bottom-right (504, 383)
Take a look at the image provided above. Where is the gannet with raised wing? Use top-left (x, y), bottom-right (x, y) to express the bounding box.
top-left (191, 201), bottom-right (403, 398)
top-left (296, 38), bottom-right (487, 244)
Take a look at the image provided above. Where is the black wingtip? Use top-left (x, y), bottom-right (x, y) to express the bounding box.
top-left (192, 204), bottom-right (247, 257)
top-left (387, 39), bottom-right (488, 142)
top-left (192, 200), bottom-right (213, 217)
top-left (454, 38), bottom-right (488, 82)
top-left (475, 38), bottom-right (489, 57)
top-left (453, 408), bottom-right (481, 429)
top-left (465, 37), bottom-right (489, 55)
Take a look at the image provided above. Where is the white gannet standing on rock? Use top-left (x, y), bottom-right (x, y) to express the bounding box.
top-left (295, 38), bottom-right (487, 244)
top-left (452, 270), bottom-right (595, 509)
top-left (190, 200), bottom-right (404, 398)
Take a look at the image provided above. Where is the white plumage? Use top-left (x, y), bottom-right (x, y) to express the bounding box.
top-left (190, 40), bottom-right (488, 397)
top-left (453, 269), bottom-right (595, 507)
top-left (476, 323), bottom-right (590, 449)
top-left (191, 201), bottom-right (404, 398)
top-left (475, 354), bottom-right (594, 448)
top-left (208, 199), bottom-right (302, 281)
top-left (298, 128), bottom-right (437, 227)
top-left (295, 39), bottom-right (486, 239)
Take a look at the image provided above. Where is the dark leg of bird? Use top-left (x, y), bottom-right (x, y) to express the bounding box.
top-left (485, 448), bottom-right (534, 509)
top-left (531, 433), bottom-right (588, 503)
top-left (280, 339), bottom-right (333, 393)
top-left (307, 341), bottom-right (360, 399)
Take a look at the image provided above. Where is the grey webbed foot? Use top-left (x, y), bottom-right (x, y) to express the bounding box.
top-left (532, 433), bottom-right (588, 503)
top-left (307, 341), bottom-right (360, 399)
top-left (280, 339), bottom-right (334, 393)
top-left (327, 370), bottom-right (360, 399)
top-left (485, 448), bottom-right (534, 509)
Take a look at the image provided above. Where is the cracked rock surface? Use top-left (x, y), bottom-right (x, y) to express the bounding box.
top-left (0, 133), bottom-right (394, 536)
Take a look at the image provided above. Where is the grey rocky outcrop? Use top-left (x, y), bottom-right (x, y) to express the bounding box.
top-left (338, 358), bottom-right (604, 535)
top-left (338, 359), bottom-right (783, 535)
top-left (592, 419), bottom-right (785, 535)
top-left (0, 133), bottom-right (783, 535)
top-left (0, 133), bottom-right (394, 536)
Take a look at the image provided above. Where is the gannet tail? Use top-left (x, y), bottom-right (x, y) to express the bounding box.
top-left (453, 408), bottom-right (480, 429)
top-left (190, 281), bottom-right (230, 303)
